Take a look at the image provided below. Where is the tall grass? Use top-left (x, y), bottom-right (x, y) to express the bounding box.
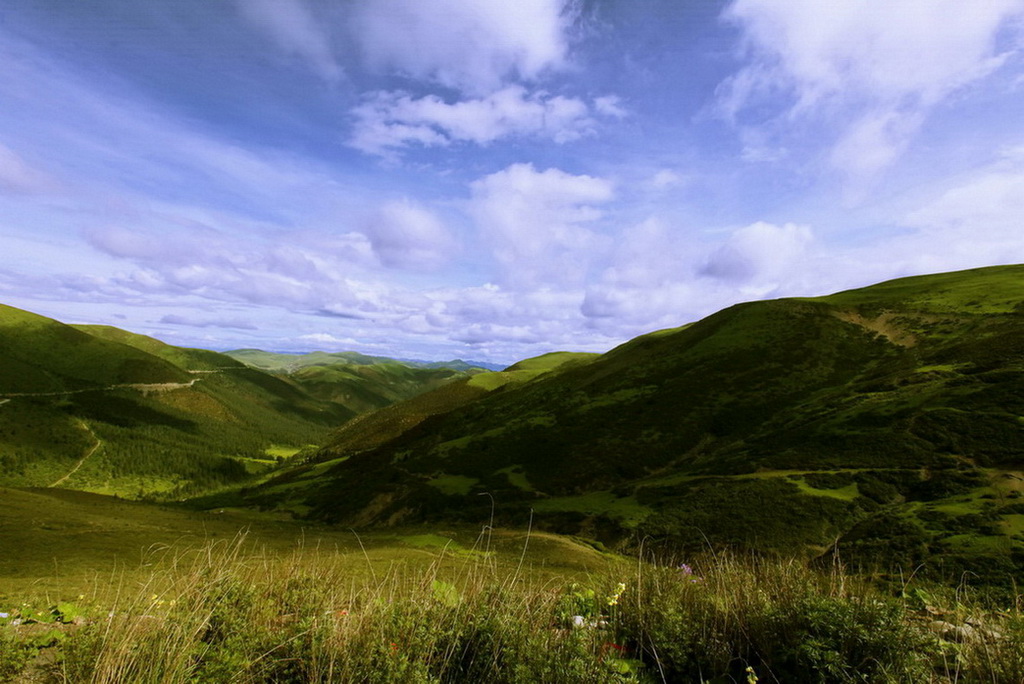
top-left (3, 532), bottom-right (1022, 682)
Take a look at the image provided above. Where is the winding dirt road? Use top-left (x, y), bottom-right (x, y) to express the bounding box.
top-left (49, 420), bottom-right (102, 487)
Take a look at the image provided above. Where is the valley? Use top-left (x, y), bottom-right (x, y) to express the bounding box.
top-left (2, 265), bottom-right (1024, 681)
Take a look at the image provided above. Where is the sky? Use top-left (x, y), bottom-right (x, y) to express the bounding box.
top-left (1, 1), bottom-right (1023, 365)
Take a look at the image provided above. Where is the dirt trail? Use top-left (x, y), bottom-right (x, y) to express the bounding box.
top-left (0, 374), bottom-right (217, 399)
top-left (49, 421), bottom-right (102, 487)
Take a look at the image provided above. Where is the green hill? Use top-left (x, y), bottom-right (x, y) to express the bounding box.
top-left (0, 306), bottom-right (504, 501)
top-left (0, 306), bottom-right (352, 497)
top-left (74, 324), bottom-right (246, 371)
top-left (240, 265), bottom-right (1024, 585)
top-left (225, 348), bottom-right (492, 417)
top-left (225, 349), bottom-right (494, 374)
top-left (0, 304), bottom-right (188, 393)
top-left (225, 349), bottom-right (390, 371)
top-left (217, 350), bottom-right (600, 514)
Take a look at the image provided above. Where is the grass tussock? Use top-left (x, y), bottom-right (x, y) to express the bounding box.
top-left (3, 533), bottom-right (1024, 683)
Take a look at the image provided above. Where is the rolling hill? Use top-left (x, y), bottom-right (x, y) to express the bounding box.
top-left (234, 265), bottom-right (1024, 585)
top-left (225, 349), bottom-right (493, 416)
top-left (0, 307), bottom-right (471, 499)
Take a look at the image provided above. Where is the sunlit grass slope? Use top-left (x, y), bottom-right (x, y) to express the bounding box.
top-left (0, 305), bottom-right (352, 498)
top-left (246, 265), bottom-right (1024, 586)
top-left (73, 324), bottom-right (245, 371)
top-left (0, 304), bottom-right (187, 394)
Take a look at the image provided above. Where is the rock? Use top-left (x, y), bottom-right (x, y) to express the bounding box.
top-left (928, 620), bottom-right (1004, 642)
top-left (929, 620), bottom-right (974, 642)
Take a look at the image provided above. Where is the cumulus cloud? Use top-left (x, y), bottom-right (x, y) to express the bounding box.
top-left (349, 86), bottom-right (604, 156)
top-left (364, 199), bottom-right (456, 270)
top-left (594, 95), bottom-right (628, 118)
top-left (582, 219), bottom-right (694, 320)
top-left (582, 219), bottom-right (821, 340)
top-left (467, 163), bottom-right (614, 288)
top-left (897, 148), bottom-right (1024, 268)
top-left (350, 0), bottom-right (574, 94)
top-left (235, 0), bottom-right (341, 81)
top-left (720, 0), bottom-right (1024, 181)
top-left (83, 216), bottom-right (380, 316)
top-left (297, 332), bottom-right (363, 347)
top-left (700, 221), bottom-right (814, 290)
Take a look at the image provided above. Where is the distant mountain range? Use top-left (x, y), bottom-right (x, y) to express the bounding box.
top-left (223, 265), bottom-right (1024, 585)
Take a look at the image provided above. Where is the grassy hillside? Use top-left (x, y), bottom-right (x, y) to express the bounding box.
top-left (226, 349), bottom-right (495, 373)
top-left (74, 324), bottom-right (245, 372)
top-left (0, 304), bottom-right (187, 394)
top-left (0, 306), bottom-right (353, 498)
top-left (205, 351), bottom-right (599, 514)
top-left (226, 348), bottom-right (492, 417)
top-left (239, 265), bottom-right (1024, 586)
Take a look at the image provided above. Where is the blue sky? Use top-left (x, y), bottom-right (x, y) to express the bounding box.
top-left (1, 0), bottom-right (1023, 364)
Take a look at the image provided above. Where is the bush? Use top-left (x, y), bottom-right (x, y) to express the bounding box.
top-left (614, 555), bottom-right (932, 682)
top-left (0, 630), bottom-right (33, 679)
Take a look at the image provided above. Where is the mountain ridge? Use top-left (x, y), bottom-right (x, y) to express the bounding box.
top-left (235, 264), bottom-right (1024, 585)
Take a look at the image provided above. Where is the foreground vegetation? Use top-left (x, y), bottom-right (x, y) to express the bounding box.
top-left (2, 530), bottom-right (1023, 683)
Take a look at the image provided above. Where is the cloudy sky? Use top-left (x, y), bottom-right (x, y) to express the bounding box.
top-left (2, 1), bottom-right (1023, 364)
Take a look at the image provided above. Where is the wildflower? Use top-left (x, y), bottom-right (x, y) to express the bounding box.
top-left (607, 582), bottom-right (626, 607)
top-left (746, 665), bottom-right (759, 683)
top-left (678, 562), bottom-right (702, 583)
top-left (0, 612), bottom-right (8, 619)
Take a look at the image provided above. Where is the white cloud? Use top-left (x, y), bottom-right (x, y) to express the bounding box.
top-left (896, 150), bottom-right (1024, 269)
top-left (594, 95), bottom-right (628, 118)
top-left (349, 86), bottom-right (602, 156)
top-left (583, 219), bottom-right (819, 337)
top-left (297, 332), bottom-right (363, 347)
top-left (350, 0), bottom-right (574, 94)
top-left (582, 218), bottom-right (695, 322)
top-left (0, 142), bottom-right (56, 194)
top-left (721, 0), bottom-right (1024, 181)
top-left (364, 199), bottom-right (456, 271)
top-left (236, 0), bottom-right (341, 82)
top-left (160, 314), bottom-right (257, 330)
top-left (467, 163), bottom-right (614, 288)
top-left (701, 221), bottom-right (814, 289)
top-left (649, 169), bottom-right (685, 190)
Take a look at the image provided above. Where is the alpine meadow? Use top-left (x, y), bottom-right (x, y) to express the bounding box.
top-left (4, 1), bottom-right (1024, 683)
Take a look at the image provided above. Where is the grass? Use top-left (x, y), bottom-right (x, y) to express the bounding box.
top-left (3, 485), bottom-right (1024, 682)
top-left (497, 466), bottom-right (535, 492)
top-left (264, 445), bottom-right (306, 459)
top-left (427, 474), bottom-right (480, 496)
top-left (3, 531), bottom-right (1024, 682)
top-left (534, 491), bottom-right (653, 528)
